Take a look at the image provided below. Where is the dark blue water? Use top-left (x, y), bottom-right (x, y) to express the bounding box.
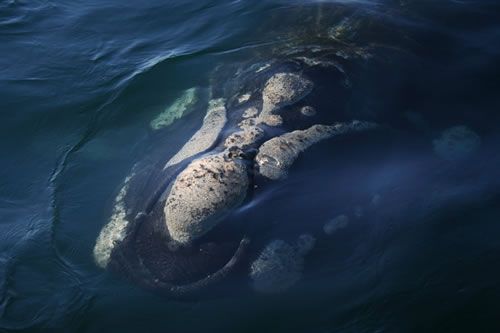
top-left (1, 1), bottom-right (500, 332)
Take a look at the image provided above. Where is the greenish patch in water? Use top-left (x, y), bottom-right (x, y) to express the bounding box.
top-left (150, 87), bottom-right (199, 130)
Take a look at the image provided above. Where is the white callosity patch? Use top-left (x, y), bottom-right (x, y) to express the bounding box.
top-left (165, 99), bottom-right (227, 169)
top-left (255, 63), bottom-right (271, 73)
top-left (300, 106), bottom-right (316, 117)
top-left (249, 234), bottom-right (316, 293)
top-left (150, 87), bottom-right (199, 130)
top-left (433, 125), bottom-right (481, 161)
top-left (224, 126), bottom-right (265, 150)
top-left (260, 72), bottom-right (313, 126)
top-left (323, 214), bottom-right (349, 235)
top-left (256, 121), bottom-right (377, 180)
top-left (224, 110), bottom-right (266, 150)
top-left (262, 114), bottom-right (283, 127)
top-left (225, 73), bottom-right (313, 151)
top-left (93, 174), bottom-right (134, 268)
top-left (296, 234), bottom-right (316, 255)
top-left (237, 93), bottom-right (251, 104)
top-left (222, 114), bottom-right (264, 151)
top-left (242, 107), bottom-right (259, 119)
top-left (164, 152), bottom-right (250, 244)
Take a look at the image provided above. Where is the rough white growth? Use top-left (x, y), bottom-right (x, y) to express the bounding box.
top-left (165, 99), bottom-right (227, 168)
top-left (249, 234), bottom-right (315, 293)
top-left (242, 107), bottom-right (259, 119)
top-left (256, 121), bottom-right (377, 180)
top-left (263, 114), bottom-right (283, 127)
top-left (164, 152), bottom-right (250, 244)
top-left (224, 126), bottom-right (265, 150)
top-left (300, 106), bottom-right (316, 117)
top-left (260, 73), bottom-right (313, 124)
top-left (221, 73), bottom-right (314, 152)
top-left (255, 63), bottom-right (271, 73)
top-left (296, 234), bottom-right (316, 255)
top-left (433, 125), bottom-right (481, 161)
top-left (323, 214), bottom-right (349, 235)
top-left (150, 87), bottom-right (198, 130)
top-left (93, 175), bottom-right (134, 268)
top-left (224, 108), bottom-right (264, 150)
top-left (237, 93), bottom-right (251, 104)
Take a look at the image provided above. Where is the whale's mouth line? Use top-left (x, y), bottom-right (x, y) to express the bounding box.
top-left (118, 229), bottom-right (251, 298)
top-left (111, 208), bottom-right (250, 297)
top-left (154, 236), bottom-right (251, 297)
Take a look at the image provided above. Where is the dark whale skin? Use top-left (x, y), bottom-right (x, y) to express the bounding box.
top-left (98, 55), bottom-right (353, 298)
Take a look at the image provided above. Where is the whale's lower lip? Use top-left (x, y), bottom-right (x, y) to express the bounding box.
top-left (113, 210), bottom-right (249, 296)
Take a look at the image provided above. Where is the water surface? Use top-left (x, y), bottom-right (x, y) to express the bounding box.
top-left (1, 0), bottom-right (500, 332)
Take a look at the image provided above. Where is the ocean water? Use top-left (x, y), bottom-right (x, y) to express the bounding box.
top-left (1, 0), bottom-right (500, 332)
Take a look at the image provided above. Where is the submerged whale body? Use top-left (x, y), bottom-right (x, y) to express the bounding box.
top-left (93, 44), bottom-right (380, 297)
top-left (90, 1), bottom-right (498, 297)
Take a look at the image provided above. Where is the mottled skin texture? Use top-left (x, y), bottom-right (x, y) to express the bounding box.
top-left (165, 153), bottom-right (250, 243)
top-left (93, 55), bottom-right (377, 297)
